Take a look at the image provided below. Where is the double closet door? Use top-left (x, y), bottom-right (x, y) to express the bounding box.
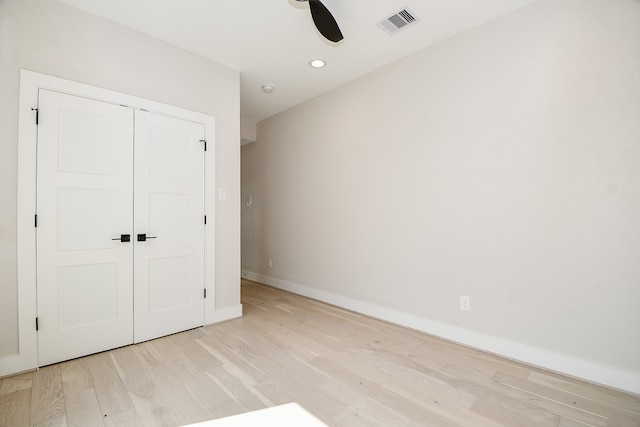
top-left (36, 89), bottom-right (206, 366)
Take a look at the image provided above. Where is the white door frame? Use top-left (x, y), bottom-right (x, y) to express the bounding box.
top-left (12, 70), bottom-right (216, 376)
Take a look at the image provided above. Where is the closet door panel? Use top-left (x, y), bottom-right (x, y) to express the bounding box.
top-left (133, 110), bottom-right (206, 343)
top-left (36, 90), bottom-right (134, 366)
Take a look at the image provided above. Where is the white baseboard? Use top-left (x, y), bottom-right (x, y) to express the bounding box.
top-left (242, 271), bottom-right (640, 395)
top-left (206, 304), bottom-right (243, 326)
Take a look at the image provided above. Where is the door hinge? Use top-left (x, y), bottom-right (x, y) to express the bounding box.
top-left (200, 139), bottom-right (207, 151)
top-left (34, 214), bottom-right (38, 228)
top-left (204, 215), bottom-right (207, 225)
top-left (31, 107), bottom-right (39, 125)
top-left (204, 288), bottom-right (207, 299)
top-left (35, 317), bottom-right (39, 331)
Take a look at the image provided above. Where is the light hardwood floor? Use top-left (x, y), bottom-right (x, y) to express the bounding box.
top-left (1, 279), bottom-right (639, 427)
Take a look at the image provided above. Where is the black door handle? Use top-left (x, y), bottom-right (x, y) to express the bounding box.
top-left (137, 234), bottom-right (157, 242)
top-left (112, 234), bottom-right (130, 242)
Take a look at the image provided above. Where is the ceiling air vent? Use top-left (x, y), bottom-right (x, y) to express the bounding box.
top-left (377, 9), bottom-right (418, 35)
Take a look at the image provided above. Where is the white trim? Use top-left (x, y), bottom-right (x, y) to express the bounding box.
top-left (3, 71), bottom-right (41, 378)
top-left (203, 113), bottom-right (216, 325)
top-left (242, 270), bottom-right (640, 395)
top-left (8, 69), bottom-right (216, 378)
top-left (206, 304), bottom-right (243, 325)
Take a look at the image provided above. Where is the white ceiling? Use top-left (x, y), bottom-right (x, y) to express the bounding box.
top-left (56, 0), bottom-right (539, 123)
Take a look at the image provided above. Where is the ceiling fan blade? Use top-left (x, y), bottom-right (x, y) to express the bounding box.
top-left (308, 0), bottom-right (343, 42)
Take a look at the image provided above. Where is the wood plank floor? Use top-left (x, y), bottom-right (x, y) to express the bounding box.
top-left (1, 279), bottom-right (639, 426)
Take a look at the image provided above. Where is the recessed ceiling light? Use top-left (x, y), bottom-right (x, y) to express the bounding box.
top-left (262, 84), bottom-right (275, 93)
top-left (309, 59), bottom-right (326, 68)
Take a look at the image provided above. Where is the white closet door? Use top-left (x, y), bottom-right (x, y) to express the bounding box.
top-left (133, 110), bottom-right (206, 343)
top-left (36, 89), bottom-right (134, 366)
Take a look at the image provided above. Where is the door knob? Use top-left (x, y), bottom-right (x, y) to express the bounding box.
top-left (137, 234), bottom-right (157, 242)
top-left (112, 234), bottom-right (131, 242)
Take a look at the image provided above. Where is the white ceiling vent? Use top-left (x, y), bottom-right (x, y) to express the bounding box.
top-left (377, 9), bottom-right (418, 35)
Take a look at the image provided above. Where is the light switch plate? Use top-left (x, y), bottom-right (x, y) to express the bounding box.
top-left (459, 296), bottom-right (471, 311)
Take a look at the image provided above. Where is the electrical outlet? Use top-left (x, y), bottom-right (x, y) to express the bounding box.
top-left (267, 258), bottom-right (273, 269)
top-left (459, 296), bottom-right (471, 312)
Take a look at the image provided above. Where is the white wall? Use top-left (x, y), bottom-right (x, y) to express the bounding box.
top-left (242, 0), bottom-right (640, 393)
top-left (0, 0), bottom-right (241, 368)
